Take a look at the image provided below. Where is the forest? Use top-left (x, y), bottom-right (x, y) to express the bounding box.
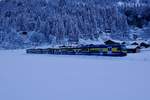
top-left (0, 0), bottom-right (150, 49)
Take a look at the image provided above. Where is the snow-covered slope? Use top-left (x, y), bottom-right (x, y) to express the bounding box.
top-left (0, 0), bottom-right (150, 49)
top-left (0, 50), bottom-right (150, 100)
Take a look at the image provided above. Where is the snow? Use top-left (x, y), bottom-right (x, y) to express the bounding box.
top-left (136, 0), bottom-right (140, 4)
top-left (126, 45), bottom-right (139, 49)
top-left (117, 1), bottom-right (124, 6)
top-left (104, 39), bottom-right (125, 44)
top-left (79, 38), bottom-right (104, 45)
top-left (130, 40), bottom-right (149, 45)
top-left (109, 39), bottom-right (124, 44)
top-left (0, 49), bottom-right (150, 100)
top-left (117, 1), bottom-right (146, 7)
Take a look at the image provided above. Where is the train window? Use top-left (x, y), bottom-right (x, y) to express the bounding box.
top-left (90, 48), bottom-right (99, 51)
top-left (103, 48), bottom-right (108, 52)
top-left (99, 48), bottom-right (103, 52)
top-left (112, 48), bottom-right (118, 52)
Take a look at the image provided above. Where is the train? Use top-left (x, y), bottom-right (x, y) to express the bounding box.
top-left (26, 44), bottom-right (127, 57)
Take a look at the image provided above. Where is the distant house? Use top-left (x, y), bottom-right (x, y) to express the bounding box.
top-left (126, 45), bottom-right (140, 53)
top-left (104, 39), bottom-right (125, 45)
top-left (131, 42), bottom-right (139, 46)
top-left (130, 41), bottom-right (150, 49)
top-left (140, 42), bottom-right (150, 48)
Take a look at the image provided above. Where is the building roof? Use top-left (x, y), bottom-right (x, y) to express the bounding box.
top-left (104, 39), bottom-right (125, 45)
top-left (126, 45), bottom-right (140, 49)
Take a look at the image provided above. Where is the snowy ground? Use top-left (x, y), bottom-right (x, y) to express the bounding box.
top-left (0, 49), bottom-right (150, 100)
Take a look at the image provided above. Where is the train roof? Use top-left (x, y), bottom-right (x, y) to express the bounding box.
top-left (78, 44), bottom-right (124, 48)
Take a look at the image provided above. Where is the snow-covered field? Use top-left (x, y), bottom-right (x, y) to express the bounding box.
top-left (0, 49), bottom-right (150, 100)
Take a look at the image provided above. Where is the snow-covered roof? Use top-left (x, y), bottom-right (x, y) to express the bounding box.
top-left (126, 45), bottom-right (139, 49)
top-left (105, 39), bottom-right (125, 44)
top-left (129, 40), bottom-right (149, 45)
top-left (147, 40), bottom-right (150, 44)
top-left (34, 44), bottom-right (62, 49)
top-left (79, 39), bottom-right (104, 45)
top-left (117, 1), bottom-right (124, 6)
top-left (112, 39), bottom-right (124, 43)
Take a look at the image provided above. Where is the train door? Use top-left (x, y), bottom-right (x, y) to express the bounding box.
top-left (108, 47), bottom-right (112, 54)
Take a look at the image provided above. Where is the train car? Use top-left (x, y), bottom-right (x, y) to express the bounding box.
top-left (77, 45), bottom-right (127, 56)
top-left (26, 44), bottom-right (127, 57)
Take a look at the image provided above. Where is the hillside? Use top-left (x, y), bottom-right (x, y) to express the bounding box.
top-left (0, 0), bottom-right (150, 49)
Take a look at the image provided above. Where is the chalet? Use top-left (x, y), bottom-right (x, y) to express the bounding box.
top-left (140, 42), bottom-right (150, 48)
top-left (104, 39), bottom-right (125, 45)
top-left (126, 45), bottom-right (140, 53)
top-left (131, 42), bottom-right (139, 46)
top-left (130, 41), bottom-right (150, 49)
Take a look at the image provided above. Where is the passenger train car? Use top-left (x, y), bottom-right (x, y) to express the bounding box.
top-left (26, 44), bottom-right (127, 57)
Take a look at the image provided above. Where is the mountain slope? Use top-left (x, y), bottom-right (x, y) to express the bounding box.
top-left (0, 0), bottom-right (150, 49)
